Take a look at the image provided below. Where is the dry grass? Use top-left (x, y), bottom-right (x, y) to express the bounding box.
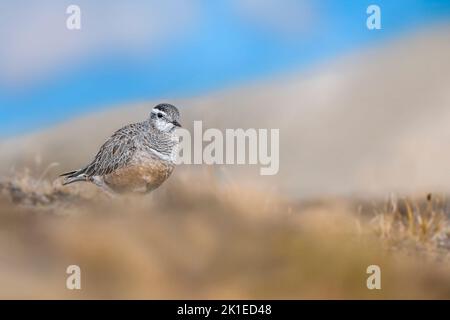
top-left (370, 194), bottom-right (450, 255)
top-left (1, 165), bottom-right (450, 299)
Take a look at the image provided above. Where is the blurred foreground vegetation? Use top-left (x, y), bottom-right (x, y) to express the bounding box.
top-left (0, 167), bottom-right (450, 299)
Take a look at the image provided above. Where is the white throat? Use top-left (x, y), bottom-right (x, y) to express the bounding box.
top-left (154, 119), bottom-right (174, 132)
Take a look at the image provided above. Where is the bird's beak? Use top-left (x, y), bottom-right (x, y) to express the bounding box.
top-left (173, 120), bottom-right (182, 127)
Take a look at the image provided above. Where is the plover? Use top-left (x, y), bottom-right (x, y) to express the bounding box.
top-left (60, 103), bottom-right (181, 194)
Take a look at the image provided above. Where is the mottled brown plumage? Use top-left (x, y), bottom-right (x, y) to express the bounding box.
top-left (60, 103), bottom-right (181, 194)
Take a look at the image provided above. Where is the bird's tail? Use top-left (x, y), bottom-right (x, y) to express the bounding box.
top-left (60, 168), bottom-right (89, 186)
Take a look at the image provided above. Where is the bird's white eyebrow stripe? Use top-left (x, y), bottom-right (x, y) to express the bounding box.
top-left (151, 109), bottom-right (167, 116)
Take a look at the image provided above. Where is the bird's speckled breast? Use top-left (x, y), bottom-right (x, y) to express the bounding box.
top-left (103, 151), bottom-right (174, 193)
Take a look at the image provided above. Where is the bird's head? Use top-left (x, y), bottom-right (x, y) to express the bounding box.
top-left (149, 103), bottom-right (181, 133)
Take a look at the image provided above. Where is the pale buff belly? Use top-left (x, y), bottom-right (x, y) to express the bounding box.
top-left (103, 157), bottom-right (174, 193)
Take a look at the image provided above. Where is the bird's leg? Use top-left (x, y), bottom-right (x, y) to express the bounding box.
top-left (90, 176), bottom-right (118, 198)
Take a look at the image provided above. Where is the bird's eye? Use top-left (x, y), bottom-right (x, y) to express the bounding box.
top-left (157, 113), bottom-right (163, 118)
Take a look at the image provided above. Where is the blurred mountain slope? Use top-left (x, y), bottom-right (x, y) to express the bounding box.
top-left (1, 25), bottom-right (450, 198)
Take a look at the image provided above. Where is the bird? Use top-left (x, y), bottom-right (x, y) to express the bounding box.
top-left (60, 103), bottom-right (181, 195)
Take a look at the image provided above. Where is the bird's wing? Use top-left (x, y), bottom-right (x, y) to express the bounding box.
top-left (84, 124), bottom-right (139, 177)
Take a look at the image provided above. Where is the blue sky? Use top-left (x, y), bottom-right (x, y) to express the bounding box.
top-left (0, 0), bottom-right (450, 137)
